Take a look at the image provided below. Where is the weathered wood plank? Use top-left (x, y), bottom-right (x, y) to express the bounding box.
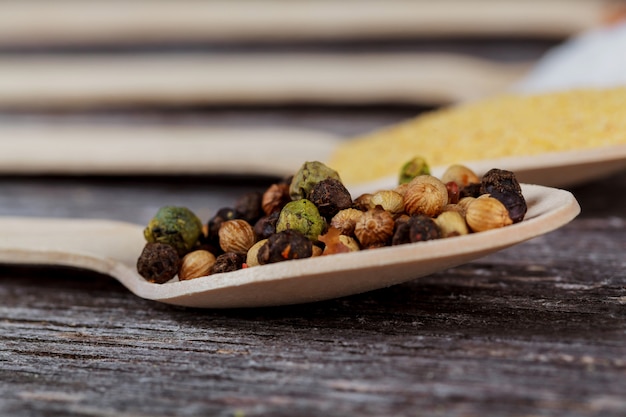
top-left (1, 170), bottom-right (624, 416)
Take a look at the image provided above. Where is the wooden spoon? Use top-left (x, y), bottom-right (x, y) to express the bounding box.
top-left (0, 53), bottom-right (531, 108)
top-left (0, 0), bottom-right (612, 47)
top-left (1, 124), bottom-right (625, 189)
top-left (0, 184), bottom-right (580, 308)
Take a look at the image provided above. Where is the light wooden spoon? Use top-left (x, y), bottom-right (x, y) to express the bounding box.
top-left (0, 53), bottom-right (530, 108)
top-left (0, 0), bottom-right (613, 46)
top-left (0, 184), bottom-right (580, 309)
top-left (1, 124), bottom-right (625, 190)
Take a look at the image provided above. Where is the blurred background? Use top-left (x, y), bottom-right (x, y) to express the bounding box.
top-left (1, 1), bottom-right (623, 125)
top-left (0, 0), bottom-right (625, 220)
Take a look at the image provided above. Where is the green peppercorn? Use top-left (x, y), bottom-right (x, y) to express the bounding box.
top-left (289, 161), bottom-right (342, 200)
top-left (276, 199), bottom-right (327, 241)
top-left (143, 206), bottom-right (203, 256)
top-left (399, 156), bottom-right (430, 184)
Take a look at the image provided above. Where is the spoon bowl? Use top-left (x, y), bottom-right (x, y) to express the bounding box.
top-left (0, 184), bottom-right (580, 308)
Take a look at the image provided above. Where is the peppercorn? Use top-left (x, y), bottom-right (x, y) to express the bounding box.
top-left (445, 181), bottom-right (460, 204)
top-left (466, 195), bottom-right (513, 232)
top-left (354, 207), bottom-right (395, 248)
top-left (435, 210), bottom-right (469, 238)
top-left (459, 182), bottom-right (483, 199)
top-left (211, 252), bottom-right (246, 274)
top-left (254, 211), bottom-right (280, 240)
top-left (289, 161), bottom-right (342, 200)
top-left (391, 218), bottom-right (411, 246)
top-left (403, 175), bottom-right (448, 217)
top-left (481, 168), bottom-right (527, 223)
top-left (136, 242), bottom-right (181, 284)
top-left (371, 190), bottom-right (405, 215)
top-left (207, 207), bottom-right (238, 242)
top-left (179, 249), bottom-right (216, 281)
top-left (398, 156), bottom-right (430, 184)
top-left (319, 227), bottom-right (360, 255)
top-left (257, 229), bottom-right (313, 265)
top-left (218, 219), bottom-right (257, 254)
top-left (276, 199), bottom-right (327, 241)
top-left (352, 193), bottom-right (374, 211)
top-left (235, 191), bottom-right (263, 224)
top-left (330, 208), bottom-right (363, 237)
top-left (309, 178), bottom-right (353, 220)
top-left (246, 239), bottom-right (268, 267)
top-left (143, 206), bottom-right (203, 256)
top-left (441, 164), bottom-right (480, 188)
top-left (408, 215), bottom-right (441, 242)
top-left (262, 183), bottom-right (291, 215)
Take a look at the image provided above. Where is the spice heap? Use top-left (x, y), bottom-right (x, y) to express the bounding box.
top-left (329, 87), bottom-right (626, 184)
top-left (136, 160), bottom-right (526, 283)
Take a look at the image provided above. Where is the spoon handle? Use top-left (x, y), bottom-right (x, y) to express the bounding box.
top-left (0, 53), bottom-right (530, 108)
top-left (0, 217), bottom-right (145, 272)
top-left (0, 0), bottom-right (607, 45)
top-left (0, 125), bottom-right (340, 177)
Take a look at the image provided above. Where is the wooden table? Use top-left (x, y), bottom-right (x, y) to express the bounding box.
top-left (1, 28), bottom-right (625, 417)
top-left (1, 116), bottom-right (625, 417)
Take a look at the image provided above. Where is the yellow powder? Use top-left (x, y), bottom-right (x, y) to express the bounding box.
top-left (328, 87), bottom-right (626, 184)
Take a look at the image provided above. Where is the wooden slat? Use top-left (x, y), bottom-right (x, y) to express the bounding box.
top-left (0, 53), bottom-right (531, 108)
top-left (0, 0), bottom-right (613, 46)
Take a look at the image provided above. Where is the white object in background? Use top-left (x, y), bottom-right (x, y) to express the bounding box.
top-left (516, 20), bottom-right (626, 93)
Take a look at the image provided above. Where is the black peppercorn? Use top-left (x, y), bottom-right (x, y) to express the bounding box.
top-left (136, 242), bottom-right (181, 284)
top-left (207, 207), bottom-right (239, 241)
top-left (254, 211), bottom-right (280, 240)
top-left (211, 252), bottom-right (246, 274)
top-left (235, 191), bottom-right (263, 224)
top-left (309, 178), bottom-right (353, 220)
top-left (391, 218), bottom-right (411, 246)
top-left (459, 182), bottom-right (483, 199)
top-left (257, 230), bottom-right (313, 265)
top-left (481, 168), bottom-right (527, 223)
top-left (408, 215), bottom-right (441, 242)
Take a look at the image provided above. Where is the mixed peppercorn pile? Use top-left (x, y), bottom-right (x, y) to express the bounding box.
top-left (136, 159), bottom-right (527, 284)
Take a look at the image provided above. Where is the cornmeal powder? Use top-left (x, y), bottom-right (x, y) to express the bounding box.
top-left (329, 88), bottom-right (626, 184)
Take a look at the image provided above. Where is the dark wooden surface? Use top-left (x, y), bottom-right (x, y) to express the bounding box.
top-left (1, 34), bottom-right (625, 417)
top-left (2, 139), bottom-right (625, 417)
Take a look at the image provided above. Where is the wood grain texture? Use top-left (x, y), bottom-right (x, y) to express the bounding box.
top-left (1, 168), bottom-right (624, 417)
top-left (2, 25), bottom-right (624, 417)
